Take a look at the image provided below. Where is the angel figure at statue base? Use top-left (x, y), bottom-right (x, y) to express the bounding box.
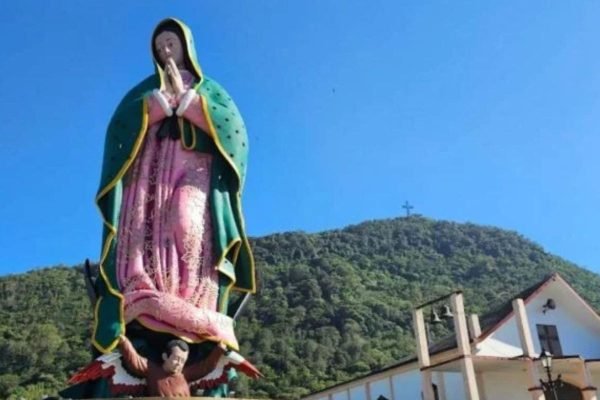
top-left (65, 334), bottom-right (261, 398)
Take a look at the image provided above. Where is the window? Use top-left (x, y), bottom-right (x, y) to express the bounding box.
top-left (536, 324), bottom-right (563, 356)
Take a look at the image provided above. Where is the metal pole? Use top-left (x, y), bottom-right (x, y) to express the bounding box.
top-left (548, 367), bottom-right (558, 400)
top-left (542, 366), bottom-right (559, 400)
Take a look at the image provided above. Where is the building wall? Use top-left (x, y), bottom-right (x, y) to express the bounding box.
top-left (332, 390), bottom-right (349, 400)
top-left (306, 366), bottom-right (423, 400)
top-left (391, 369), bottom-right (421, 399)
top-left (311, 367), bottom-right (542, 400)
top-left (436, 371), bottom-right (466, 400)
top-left (483, 281), bottom-right (600, 358)
top-left (480, 371), bottom-right (531, 400)
top-left (349, 384), bottom-right (368, 400)
top-left (590, 370), bottom-right (600, 393)
top-left (369, 377), bottom-right (393, 399)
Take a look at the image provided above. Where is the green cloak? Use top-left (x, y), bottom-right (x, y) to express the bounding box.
top-left (93, 18), bottom-right (255, 353)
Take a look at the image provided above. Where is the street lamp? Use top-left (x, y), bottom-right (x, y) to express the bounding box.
top-left (539, 350), bottom-right (563, 400)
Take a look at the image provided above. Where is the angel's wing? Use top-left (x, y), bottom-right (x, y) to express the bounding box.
top-left (190, 349), bottom-right (263, 390)
top-left (68, 352), bottom-right (146, 396)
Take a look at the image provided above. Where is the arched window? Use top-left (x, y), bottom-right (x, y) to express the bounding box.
top-left (544, 381), bottom-right (583, 400)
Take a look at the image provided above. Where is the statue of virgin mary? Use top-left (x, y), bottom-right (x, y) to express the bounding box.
top-left (93, 17), bottom-right (255, 355)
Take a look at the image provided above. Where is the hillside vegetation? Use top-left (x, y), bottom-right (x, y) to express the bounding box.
top-left (1, 216), bottom-right (599, 399)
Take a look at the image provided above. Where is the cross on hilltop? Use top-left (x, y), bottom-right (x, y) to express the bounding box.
top-left (402, 201), bottom-right (414, 217)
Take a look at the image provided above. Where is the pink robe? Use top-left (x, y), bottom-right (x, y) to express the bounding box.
top-left (115, 71), bottom-right (237, 348)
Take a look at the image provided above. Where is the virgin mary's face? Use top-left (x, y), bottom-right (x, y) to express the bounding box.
top-left (154, 31), bottom-right (184, 67)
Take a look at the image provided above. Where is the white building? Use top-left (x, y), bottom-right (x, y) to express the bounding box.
top-left (303, 273), bottom-right (600, 400)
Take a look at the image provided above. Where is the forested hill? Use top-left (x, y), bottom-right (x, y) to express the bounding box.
top-left (1, 216), bottom-right (599, 399)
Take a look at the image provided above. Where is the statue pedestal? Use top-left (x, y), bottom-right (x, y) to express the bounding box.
top-left (87, 398), bottom-right (262, 400)
top-left (90, 396), bottom-right (257, 400)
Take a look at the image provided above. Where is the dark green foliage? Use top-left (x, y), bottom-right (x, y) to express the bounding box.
top-left (1, 216), bottom-right (599, 398)
top-left (0, 266), bottom-right (92, 398)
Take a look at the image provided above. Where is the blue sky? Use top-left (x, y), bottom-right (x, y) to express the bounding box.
top-left (1, 1), bottom-right (600, 276)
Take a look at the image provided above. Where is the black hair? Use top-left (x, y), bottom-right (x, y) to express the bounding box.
top-left (165, 339), bottom-right (189, 355)
top-left (151, 19), bottom-right (199, 79)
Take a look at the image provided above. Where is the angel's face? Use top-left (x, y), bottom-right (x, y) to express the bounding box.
top-left (162, 346), bottom-right (189, 374)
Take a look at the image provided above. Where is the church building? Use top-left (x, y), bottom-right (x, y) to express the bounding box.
top-left (302, 273), bottom-right (600, 400)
